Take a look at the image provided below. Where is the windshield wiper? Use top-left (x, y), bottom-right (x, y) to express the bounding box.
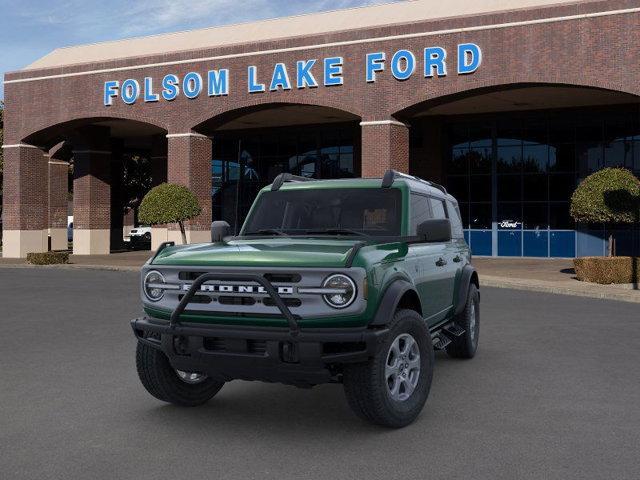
top-left (244, 229), bottom-right (289, 237)
top-left (302, 228), bottom-right (370, 237)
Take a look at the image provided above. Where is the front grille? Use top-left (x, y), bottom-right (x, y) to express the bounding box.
top-left (323, 342), bottom-right (367, 355)
top-left (178, 294), bottom-right (212, 304)
top-left (178, 271), bottom-right (301, 282)
top-left (202, 337), bottom-right (267, 356)
top-left (263, 297), bottom-right (302, 308)
top-left (203, 337), bottom-right (225, 351)
top-left (263, 273), bottom-right (301, 283)
top-left (185, 310), bottom-right (302, 319)
top-left (152, 266), bottom-right (366, 319)
top-left (219, 296), bottom-right (256, 306)
top-left (178, 271), bottom-right (207, 280)
top-left (247, 340), bottom-right (267, 355)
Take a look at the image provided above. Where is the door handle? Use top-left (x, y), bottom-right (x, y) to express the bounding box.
top-left (435, 257), bottom-right (447, 267)
top-left (453, 255), bottom-right (462, 263)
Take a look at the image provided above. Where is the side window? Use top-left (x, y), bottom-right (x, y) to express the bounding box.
top-left (429, 198), bottom-right (447, 220)
top-left (446, 200), bottom-right (464, 239)
top-left (410, 193), bottom-right (432, 234)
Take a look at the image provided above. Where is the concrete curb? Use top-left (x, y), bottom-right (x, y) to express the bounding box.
top-left (0, 263), bottom-right (141, 272)
top-left (481, 275), bottom-right (640, 304)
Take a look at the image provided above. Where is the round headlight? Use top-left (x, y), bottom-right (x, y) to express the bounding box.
top-left (144, 270), bottom-right (166, 302)
top-left (322, 274), bottom-right (356, 309)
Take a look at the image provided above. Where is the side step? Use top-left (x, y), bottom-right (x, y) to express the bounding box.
top-left (442, 323), bottom-right (465, 337)
top-left (432, 323), bottom-right (466, 351)
top-left (432, 334), bottom-right (451, 350)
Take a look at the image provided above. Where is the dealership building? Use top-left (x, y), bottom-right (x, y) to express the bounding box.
top-left (3, 0), bottom-right (640, 258)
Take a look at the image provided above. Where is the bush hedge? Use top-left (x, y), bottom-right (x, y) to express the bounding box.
top-left (27, 251), bottom-right (70, 265)
top-left (570, 168), bottom-right (640, 224)
top-left (574, 256), bottom-right (640, 284)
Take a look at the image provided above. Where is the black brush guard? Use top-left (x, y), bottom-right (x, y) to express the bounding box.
top-left (169, 272), bottom-right (300, 338)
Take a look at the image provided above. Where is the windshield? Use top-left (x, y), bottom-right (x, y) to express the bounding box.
top-left (242, 188), bottom-right (402, 237)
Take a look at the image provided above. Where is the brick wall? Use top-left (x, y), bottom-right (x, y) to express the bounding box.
top-left (2, 0), bottom-right (640, 238)
top-left (2, 146), bottom-right (48, 230)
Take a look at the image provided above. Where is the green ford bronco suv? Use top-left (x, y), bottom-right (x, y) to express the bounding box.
top-left (131, 170), bottom-right (480, 427)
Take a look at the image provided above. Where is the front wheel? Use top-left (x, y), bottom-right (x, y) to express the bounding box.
top-left (343, 309), bottom-right (434, 428)
top-left (136, 342), bottom-right (224, 406)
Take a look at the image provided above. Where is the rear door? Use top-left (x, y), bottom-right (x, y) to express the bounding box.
top-left (446, 198), bottom-right (468, 293)
top-left (427, 196), bottom-right (458, 317)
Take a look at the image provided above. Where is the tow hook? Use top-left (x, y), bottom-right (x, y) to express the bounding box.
top-left (173, 336), bottom-right (190, 355)
top-left (280, 341), bottom-right (299, 363)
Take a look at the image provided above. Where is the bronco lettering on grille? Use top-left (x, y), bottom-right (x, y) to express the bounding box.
top-left (182, 284), bottom-right (295, 295)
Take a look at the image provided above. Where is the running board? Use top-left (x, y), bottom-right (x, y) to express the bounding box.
top-left (431, 322), bottom-right (466, 350)
top-left (432, 334), bottom-right (451, 350)
top-left (443, 323), bottom-right (465, 337)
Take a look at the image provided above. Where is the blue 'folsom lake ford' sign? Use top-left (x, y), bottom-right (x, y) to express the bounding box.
top-left (103, 43), bottom-right (481, 106)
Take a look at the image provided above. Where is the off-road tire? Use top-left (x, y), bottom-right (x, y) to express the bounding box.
top-left (446, 283), bottom-right (480, 359)
top-left (136, 342), bottom-right (224, 406)
top-left (343, 309), bottom-right (434, 428)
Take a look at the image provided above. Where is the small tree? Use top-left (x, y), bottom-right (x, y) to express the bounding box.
top-left (138, 183), bottom-right (202, 244)
top-left (570, 168), bottom-right (640, 256)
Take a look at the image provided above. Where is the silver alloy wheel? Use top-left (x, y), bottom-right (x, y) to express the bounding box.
top-left (385, 333), bottom-right (421, 402)
top-left (175, 369), bottom-right (208, 384)
top-left (469, 303), bottom-right (477, 342)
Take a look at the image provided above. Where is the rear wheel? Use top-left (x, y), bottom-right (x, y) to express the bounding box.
top-left (343, 309), bottom-right (434, 428)
top-left (136, 342), bottom-right (224, 406)
top-left (446, 283), bottom-right (480, 359)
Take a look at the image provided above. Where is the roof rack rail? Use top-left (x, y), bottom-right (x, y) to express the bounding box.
top-left (271, 173), bottom-right (315, 191)
top-left (381, 169), bottom-right (448, 195)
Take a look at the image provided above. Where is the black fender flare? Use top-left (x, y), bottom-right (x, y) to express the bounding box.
top-left (369, 279), bottom-right (420, 326)
top-left (454, 265), bottom-right (480, 316)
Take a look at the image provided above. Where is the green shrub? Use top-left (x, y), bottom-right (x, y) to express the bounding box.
top-left (570, 168), bottom-right (640, 224)
top-left (570, 168), bottom-right (640, 256)
top-left (574, 256), bottom-right (640, 284)
top-left (138, 183), bottom-right (202, 244)
top-left (27, 251), bottom-right (70, 265)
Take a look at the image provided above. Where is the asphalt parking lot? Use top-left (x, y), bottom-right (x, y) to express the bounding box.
top-left (1, 268), bottom-right (638, 480)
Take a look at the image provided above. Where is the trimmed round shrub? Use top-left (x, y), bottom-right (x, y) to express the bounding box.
top-left (570, 168), bottom-right (640, 224)
top-left (138, 183), bottom-right (202, 244)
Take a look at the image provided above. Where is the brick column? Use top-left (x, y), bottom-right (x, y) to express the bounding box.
top-left (166, 132), bottom-right (212, 245)
top-left (48, 159), bottom-right (69, 251)
top-left (1, 144), bottom-right (49, 258)
top-left (150, 134), bottom-right (168, 187)
top-left (72, 127), bottom-right (112, 255)
top-left (360, 120), bottom-right (410, 178)
top-left (150, 134), bottom-right (169, 250)
top-left (110, 147), bottom-right (125, 251)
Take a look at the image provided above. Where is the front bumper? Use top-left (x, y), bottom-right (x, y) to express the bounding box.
top-left (131, 316), bottom-right (388, 386)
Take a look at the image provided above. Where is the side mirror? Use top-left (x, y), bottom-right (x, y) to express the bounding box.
top-left (211, 221), bottom-right (230, 243)
top-left (417, 219), bottom-right (452, 243)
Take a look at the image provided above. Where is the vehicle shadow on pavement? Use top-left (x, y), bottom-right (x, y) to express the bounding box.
top-left (131, 353), bottom-right (467, 436)
top-left (137, 383), bottom-right (384, 433)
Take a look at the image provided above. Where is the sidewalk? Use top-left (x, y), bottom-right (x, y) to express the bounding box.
top-left (1, 251), bottom-right (639, 303)
top-left (0, 250), bottom-right (149, 271)
top-left (474, 257), bottom-right (640, 303)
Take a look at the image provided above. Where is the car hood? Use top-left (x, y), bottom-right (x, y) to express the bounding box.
top-left (151, 238), bottom-right (363, 268)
